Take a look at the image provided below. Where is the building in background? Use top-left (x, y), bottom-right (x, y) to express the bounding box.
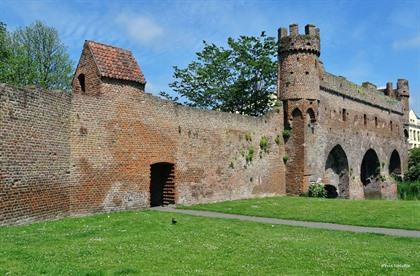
top-left (408, 109), bottom-right (420, 148)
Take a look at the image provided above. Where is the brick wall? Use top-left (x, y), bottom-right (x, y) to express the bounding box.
top-left (69, 78), bottom-right (286, 214)
top-left (0, 84), bottom-right (71, 225)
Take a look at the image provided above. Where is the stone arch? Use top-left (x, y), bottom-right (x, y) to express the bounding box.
top-left (150, 162), bottom-right (175, 207)
top-left (360, 149), bottom-right (381, 199)
top-left (388, 150), bottom-right (401, 177)
top-left (324, 145), bottom-right (349, 198)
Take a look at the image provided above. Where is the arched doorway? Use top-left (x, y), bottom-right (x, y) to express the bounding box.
top-left (389, 150), bottom-right (401, 178)
top-left (150, 162), bottom-right (175, 207)
top-left (324, 145), bottom-right (349, 198)
top-left (360, 149), bottom-right (381, 199)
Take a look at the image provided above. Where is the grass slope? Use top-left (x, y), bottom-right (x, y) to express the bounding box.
top-left (0, 211), bottom-right (419, 275)
top-left (180, 196), bottom-right (420, 230)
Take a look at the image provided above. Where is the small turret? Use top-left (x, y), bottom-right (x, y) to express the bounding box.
top-left (396, 79), bottom-right (410, 121)
top-left (278, 24), bottom-right (321, 101)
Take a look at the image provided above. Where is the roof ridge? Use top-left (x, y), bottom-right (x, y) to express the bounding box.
top-left (85, 40), bottom-right (132, 54)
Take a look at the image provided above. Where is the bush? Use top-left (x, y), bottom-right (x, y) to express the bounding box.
top-left (405, 148), bottom-right (420, 181)
top-left (259, 136), bottom-right (269, 153)
top-left (245, 147), bottom-right (254, 164)
top-left (282, 155), bottom-right (289, 163)
top-left (308, 182), bottom-right (326, 198)
top-left (398, 181), bottom-right (420, 200)
top-left (282, 129), bottom-right (291, 140)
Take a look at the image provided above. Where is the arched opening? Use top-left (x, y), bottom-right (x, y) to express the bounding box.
top-left (360, 149), bottom-right (381, 199)
top-left (324, 145), bottom-right (349, 198)
top-left (150, 162), bottom-right (175, 207)
top-left (292, 108), bottom-right (302, 119)
top-left (78, 74), bottom-right (86, 93)
top-left (389, 150), bottom-right (401, 178)
top-left (306, 108), bottom-right (316, 134)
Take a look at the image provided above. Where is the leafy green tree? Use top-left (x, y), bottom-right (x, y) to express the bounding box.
top-left (1, 21), bottom-right (73, 89)
top-left (405, 148), bottom-right (420, 181)
top-left (160, 32), bottom-right (278, 116)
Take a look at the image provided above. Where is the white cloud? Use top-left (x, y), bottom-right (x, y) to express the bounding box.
top-left (392, 35), bottom-right (420, 50)
top-left (116, 14), bottom-right (164, 45)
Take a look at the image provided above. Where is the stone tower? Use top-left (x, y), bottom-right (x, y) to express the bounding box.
top-left (278, 24), bottom-right (322, 194)
top-left (396, 79), bottom-right (410, 121)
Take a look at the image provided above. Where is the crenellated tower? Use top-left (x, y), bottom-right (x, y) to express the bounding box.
top-left (278, 24), bottom-right (323, 195)
top-left (278, 24), bottom-right (321, 102)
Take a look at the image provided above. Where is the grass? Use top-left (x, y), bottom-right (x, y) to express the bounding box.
top-left (0, 210), bottom-right (419, 275)
top-left (180, 196), bottom-right (420, 230)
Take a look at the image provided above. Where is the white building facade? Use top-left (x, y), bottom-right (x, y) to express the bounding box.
top-left (408, 109), bottom-right (420, 148)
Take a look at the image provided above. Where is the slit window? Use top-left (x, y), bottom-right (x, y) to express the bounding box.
top-left (375, 117), bottom-right (378, 127)
top-left (78, 74), bottom-right (86, 93)
top-left (364, 114), bottom-right (367, 126)
top-left (342, 108), bottom-right (347, 122)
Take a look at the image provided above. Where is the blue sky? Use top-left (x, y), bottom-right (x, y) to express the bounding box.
top-left (1, 0), bottom-right (419, 113)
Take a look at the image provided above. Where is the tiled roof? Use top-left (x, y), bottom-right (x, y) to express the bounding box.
top-left (86, 40), bottom-right (146, 84)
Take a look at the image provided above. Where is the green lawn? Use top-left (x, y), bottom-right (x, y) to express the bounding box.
top-left (180, 196), bottom-right (420, 230)
top-left (0, 210), bottom-right (419, 275)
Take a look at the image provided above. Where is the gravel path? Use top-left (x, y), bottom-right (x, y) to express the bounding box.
top-left (152, 206), bottom-right (420, 238)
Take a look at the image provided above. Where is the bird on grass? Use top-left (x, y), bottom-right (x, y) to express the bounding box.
top-left (172, 218), bottom-right (177, 225)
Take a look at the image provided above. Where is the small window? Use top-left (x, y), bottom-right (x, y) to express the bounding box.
top-left (342, 108), bottom-right (347, 121)
top-left (375, 117), bottom-right (378, 127)
top-left (364, 114), bottom-right (367, 126)
top-left (390, 121), bottom-right (393, 131)
top-left (78, 74), bottom-right (86, 93)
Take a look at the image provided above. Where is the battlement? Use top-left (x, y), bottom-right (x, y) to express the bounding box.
top-left (278, 24), bottom-right (320, 57)
top-left (320, 72), bottom-right (404, 114)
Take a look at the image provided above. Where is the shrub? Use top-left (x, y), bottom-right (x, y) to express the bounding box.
top-left (308, 182), bottom-right (326, 198)
top-left (245, 147), bottom-right (254, 164)
top-left (282, 155), bottom-right (289, 163)
top-left (275, 135), bottom-right (281, 145)
top-left (259, 136), bottom-right (269, 153)
top-left (282, 129), bottom-right (291, 140)
top-left (398, 181), bottom-right (420, 200)
top-left (245, 133), bottom-right (252, 142)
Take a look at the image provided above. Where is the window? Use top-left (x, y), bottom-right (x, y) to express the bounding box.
top-left (342, 108), bottom-right (347, 122)
top-left (78, 74), bottom-right (86, 93)
top-left (375, 117), bottom-right (378, 127)
top-left (390, 121), bottom-right (393, 131)
top-left (364, 114), bottom-right (367, 126)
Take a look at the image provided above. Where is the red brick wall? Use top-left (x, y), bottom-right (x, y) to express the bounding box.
top-left (69, 78), bottom-right (286, 213)
top-left (0, 85), bottom-right (71, 225)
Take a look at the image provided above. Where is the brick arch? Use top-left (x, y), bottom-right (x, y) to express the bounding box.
top-left (306, 108), bottom-right (316, 123)
top-left (324, 144), bottom-right (349, 198)
top-left (291, 107), bottom-right (303, 119)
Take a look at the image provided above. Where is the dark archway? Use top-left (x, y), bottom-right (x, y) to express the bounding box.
top-left (150, 162), bottom-right (175, 207)
top-left (360, 149), bottom-right (381, 199)
top-left (389, 150), bottom-right (401, 177)
top-left (324, 145), bottom-right (349, 198)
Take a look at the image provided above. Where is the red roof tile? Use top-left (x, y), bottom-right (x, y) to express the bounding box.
top-left (86, 41), bottom-right (146, 84)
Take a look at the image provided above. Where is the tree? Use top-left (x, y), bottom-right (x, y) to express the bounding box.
top-left (405, 148), bottom-right (420, 181)
top-left (1, 21), bottom-right (73, 90)
top-left (160, 32), bottom-right (278, 116)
